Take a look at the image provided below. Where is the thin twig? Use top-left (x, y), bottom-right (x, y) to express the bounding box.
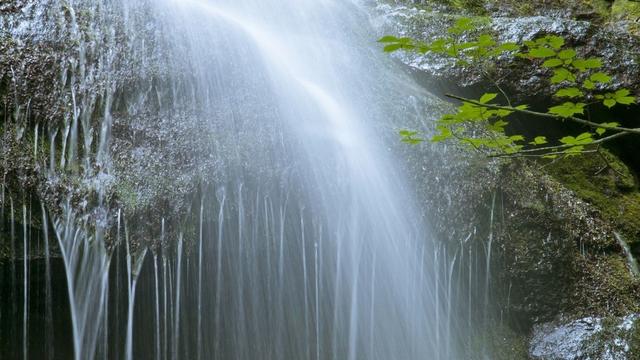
top-left (481, 69), bottom-right (512, 107)
top-left (487, 131), bottom-right (630, 158)
top-left (596, 148), bottom-right (626, 178)
top-left (493, 149), bottom-right (599, 159)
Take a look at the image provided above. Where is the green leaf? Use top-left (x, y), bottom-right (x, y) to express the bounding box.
top-left (559, 132), bottom-right (593, 146)
top-left (454, 17), bottom-right (474, 29)
top-left (488, 120), bottom-right (508, 132)
top-left (399, 130), bottom-right (419, 137)
top-left (576, 132), bottom-right (592, 141)
top-left (400, 128), bottom-right (424, 144)
top-left (528, 47), bottom-right (556, 58)
top-left (555, 87), bottom-right (583, 98)
top-left (542, 58), bottom-right (563, 68)
top-left (499, 43), bottom-right (520, 52)
top-left (378, 36), bottom-right (398, 43)
top-left (564, 145), bottom-right (585, 156)
top-left (429, 39), bottom-right (448, 53)
top-left (596, 122), bottom-right (620, 135)
top-left (614, 89), bottom-right (636, 105)
top-left (477, 34), bottom-right (496, 47)
top-left (495, 109), bottom-right (514, 117)
top-left (515, 104), bottom-right (530, 110)
top-left (603, 98), bottom-right (616, 108)
top-left (547, 36), bottom-right (565, 50)
top-left (479, 93), bottom-right (498, 104)
top-left (402, 137), bottom-right (424, 145)
top-left (431, 126), bottom-right (452, 143)
top-left (557, 49), bottom-right (577, 60)
top-left (590, 72), bottom-right (612, 84)
top-left (529, 136), bottom-right (548, 145)
top-left (548, 102), bottom-right (585, 117)
top-left (383, 44), bottom-right (403, 52)
top-left (551, 68), bottom-right (575, 84)
top-left (582, 79), bottom-right (595, 90)
top-left (448, 17), bottom-right (475, 35)
top-left (559, 136), bottom-right (574, 144)
top-left (572, 58), bottom-right (602, 71)
top-left (446, 47), bottom-right (459, 57)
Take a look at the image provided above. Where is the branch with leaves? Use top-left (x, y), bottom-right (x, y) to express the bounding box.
top-left (380, 17), bottom-right (638, 159)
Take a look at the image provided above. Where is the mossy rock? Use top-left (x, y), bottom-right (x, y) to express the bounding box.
top-left (630, 318), bottom-right (640, 355)
top-left (546, 150), bottom-right (640, 249)
top-left (612, 0), bottom-right (640, 35)
top-left (572, 254), bottom-right (640, 317)
top-left (490, 159), bottom-right (640, 325)
top-left (419, 0), bottom-right (613, 18)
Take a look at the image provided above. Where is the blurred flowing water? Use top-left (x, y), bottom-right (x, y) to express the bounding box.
top-left (0, 0), bottom-right (484, 359)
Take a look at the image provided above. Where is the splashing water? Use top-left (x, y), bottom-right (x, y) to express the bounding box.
top-left (149, 1), bottom-right (452, 358)
top-left (1, 0), bottom-right (467, 358)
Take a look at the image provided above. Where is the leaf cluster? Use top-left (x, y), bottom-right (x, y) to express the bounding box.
top-left (380, 17), bottom-right (638, 159)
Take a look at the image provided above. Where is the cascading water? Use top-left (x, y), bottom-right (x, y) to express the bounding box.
top-left (144, 1), bottom-right (451, 358)
top-left (0, 0), bottom-right (488, 358)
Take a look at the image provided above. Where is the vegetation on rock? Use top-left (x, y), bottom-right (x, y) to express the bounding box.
top-left (380, 17), bottom-right (638, 160)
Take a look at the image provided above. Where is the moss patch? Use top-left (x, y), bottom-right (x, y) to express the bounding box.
top-left (612, 0), bottom-right (640, 35)
top-left (630, 318), bottom-right (640, 355)
top-left (546, 150), bottom-right (640, 248)
top-left (572, 254), bottom-right (640, 317)
top-left (420, 0), bottom-right (613, 18)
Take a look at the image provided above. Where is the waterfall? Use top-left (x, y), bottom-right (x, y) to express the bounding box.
top-left (52, 203), bottom-right (111, 360)
top-left (0, 0), bottom-right (470, 358)
top-left (615, 232), bottom-right (640, 277)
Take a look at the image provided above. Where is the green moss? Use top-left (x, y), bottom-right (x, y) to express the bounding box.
top-left (447, 0), bottom-right (488, 14)
top-left (612, 0), bottom-right (640, 34)
top-left (546, 150), bottom-right (640, 246)
top-left (630, 319), bottom-right (640, 355)
top-left (424, 0), bottom-right (613, 18)
top-left (114, 179), bottom-right (142, 212)
top-left (581, 315), bottom-right (640, 358)
top-left (573, 255), bottom-right (640, 316)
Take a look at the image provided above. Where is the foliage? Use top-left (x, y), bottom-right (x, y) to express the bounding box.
top-left (379, 17), bottom-right (639, 159)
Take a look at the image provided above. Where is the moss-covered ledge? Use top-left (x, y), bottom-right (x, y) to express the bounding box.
top-left (546, 149), bottom-right (640, 251)
top-left (494, 157), bottom-right (640, 323)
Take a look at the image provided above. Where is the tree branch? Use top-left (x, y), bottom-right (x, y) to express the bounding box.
top-left (444, 94), bottom-right (640, 136)
top-left (487, 131), bottom-right (631, 158)
top-left (481, 69), bottom-right (512, 107)
top-left (492, 149), bottom-right (599, 159)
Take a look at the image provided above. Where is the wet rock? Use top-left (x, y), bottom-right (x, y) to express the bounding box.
top-left (372, 2), bottom-right (640, 99)
top-left (0, 1), bottom-right (215, 254)
top-left (530, 314), bottom-right (639, 359)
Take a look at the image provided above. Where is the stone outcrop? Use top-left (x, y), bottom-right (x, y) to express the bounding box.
top-left (378, 0), bottom-right (640, 357)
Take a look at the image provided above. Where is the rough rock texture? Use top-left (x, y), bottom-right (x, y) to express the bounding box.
top-left (0, 2), bottom-right (217, 255)
top-left (408, 141), bottom-right (640, 358)
top-left (372, 1), bottom-right (640, 99)
top-left (530, 315), bottom-right (639, 359)
top-left (2, 0), bottom-right (640, 357)
top-left (383, 0), bottom-right (640, 358)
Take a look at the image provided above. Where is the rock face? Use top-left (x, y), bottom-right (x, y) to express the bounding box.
top-left (530, 315), bottom-right (639, 359)
top-left (0, 1), bottom-right (219, 253)
top-left (374, 0), bottom-right (640, 358)
top-left (372, 1), bottom-right (640, 99)
top-left (1, 0), bottom-right (639, 357)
